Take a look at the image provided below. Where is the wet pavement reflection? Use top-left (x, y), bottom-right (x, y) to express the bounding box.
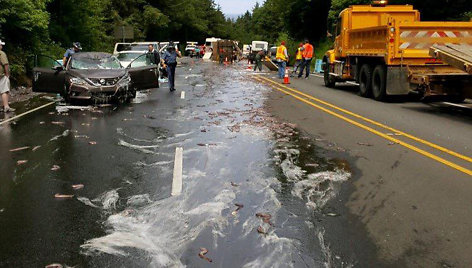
top-left (0, 59), bottom-right (354, 267)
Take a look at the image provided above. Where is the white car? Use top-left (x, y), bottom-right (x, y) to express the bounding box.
top-left (116, 51), bottom-right (147, 68)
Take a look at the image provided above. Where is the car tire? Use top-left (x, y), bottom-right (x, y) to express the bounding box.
top-left (372, 65), bottom-right (387, 101)
top-left (359, 64), bottom-right (373, 97)
top-left (323, 59), bottom-right (336, 88)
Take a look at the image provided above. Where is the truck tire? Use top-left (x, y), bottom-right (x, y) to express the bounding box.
top-left (372, 65), bottom-right (387, 101)
top-left (359, 64), bottom-right (373, 97)
top-left (323, 59), bottom-right (336, 88)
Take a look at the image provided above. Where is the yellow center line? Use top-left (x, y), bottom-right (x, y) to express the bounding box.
top-left (253, 77), bottom-right (472, 176)
top-left (258, 75), bottom-right (472, 164)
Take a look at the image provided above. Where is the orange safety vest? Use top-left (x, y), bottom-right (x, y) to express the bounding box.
top-left (296, 48), bottom-right (303, 60)
top-left (276, 45), bottom-right (287, 61)
top-left (302, 44), bottom-right (314, 59)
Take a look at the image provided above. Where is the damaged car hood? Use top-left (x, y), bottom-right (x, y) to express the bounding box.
top-left (68, 69), bottom-right (127, 79)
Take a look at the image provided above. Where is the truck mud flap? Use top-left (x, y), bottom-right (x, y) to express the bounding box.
top-left (386, 67), bottom-right (410, 95)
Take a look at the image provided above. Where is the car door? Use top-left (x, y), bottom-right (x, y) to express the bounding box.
top-left (32, 55), bottom-right (65, 93)
top-left (127, 54), bottom-right (159, 90)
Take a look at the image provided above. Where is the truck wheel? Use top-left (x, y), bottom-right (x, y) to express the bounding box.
top-left (372, 65), bottom-right (387, 101)
top-left (323, 59), bottom-right (335, 88)
top-left (359, 64), bottom-right (373, 97)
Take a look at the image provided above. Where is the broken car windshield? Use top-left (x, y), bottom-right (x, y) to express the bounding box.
top-left (71, 57), bottom-right (122, 70)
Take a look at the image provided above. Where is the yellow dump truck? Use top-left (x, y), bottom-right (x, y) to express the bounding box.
top-left (323, 1), bottom-right (472, 102)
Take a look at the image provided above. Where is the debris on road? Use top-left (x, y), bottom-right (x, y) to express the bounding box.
top-left (9, 146), bottom-right (30, 152)
top-left (88, 141), bottom-right (97, 145)
top-left (198, 248), bottom-right (212, 263)
top-left (72, 184), bottom-right (84, 190)
top-left (74, 135), bottom-right (89, 139)
top-left (56, 105), bottom-right (94, 114)
top-left (305, 163), bottom-right (320, 167)
top-left (197, 143), bottom-right (217, 147)
top-left (50, 130), bottom-right (70, 141)
top-left (51, 165), bottom-right (61, 171)
top-left (256, 213), bottom-right (273, 226)
top-left (388, 142), bottom-right (399, 146)
top-left (257, 226), bottom-right (267, 234)
top-left (16, 160), bottom-right (28, 165)
top-left (386, 133), bottom-right (402, 136)
top-left (232, 203), bottom-right (244, 215)
top-left (54, 194), bottom-right (74, 199)
top-left (230, 182), bottom-right (239, 187)
top-left (39, 121), bottom-right (45, 125)
top-left (227, 124), bottom-right (241, 133)
top-left (51, 121), bottom-right (65, 126)
top-left (326, 213), bottom-right (339, 217)
top-left (357, 142), bottom-right (373, 147)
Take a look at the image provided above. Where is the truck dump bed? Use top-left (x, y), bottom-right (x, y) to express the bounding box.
top-left (430, 44), bottom-right (472, 74)
top-left (347, 22), bottom-right (472, 66)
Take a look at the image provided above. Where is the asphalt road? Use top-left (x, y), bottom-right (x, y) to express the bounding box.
top-left (0, 59), bottom-right (365, 267)
top-left (257, 72), bottom-right (472, 267)
top-left (0, 58), bottom-right (470, 267)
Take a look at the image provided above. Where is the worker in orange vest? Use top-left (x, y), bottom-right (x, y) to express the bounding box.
top-left (298, 39), bottom-right (314, 79)
top-left (276, 41), bottom-right (289, 79)
top-left (291, 43), bottom-right (304, 77)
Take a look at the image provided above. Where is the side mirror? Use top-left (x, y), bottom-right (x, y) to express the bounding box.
top-left (52, 65), bottom-right (63, 71)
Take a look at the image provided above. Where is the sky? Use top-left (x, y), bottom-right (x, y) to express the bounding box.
top-left (214, 0), bottom-right (259, 16)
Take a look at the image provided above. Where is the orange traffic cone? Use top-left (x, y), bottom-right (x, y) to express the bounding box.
top-left (283, 68), bottom-right (290, 84)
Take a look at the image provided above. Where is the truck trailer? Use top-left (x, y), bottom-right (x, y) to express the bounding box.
top-left (323, 1), bottom-right (472, 102)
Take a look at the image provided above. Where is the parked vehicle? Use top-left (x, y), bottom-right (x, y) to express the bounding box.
top-left (129, 42), bottom-right (159, 52)
top-left (242, 44), bottom-right (251, 57)
top-left (323, 1), bottom-right (472, 102)
top-left (113, 42), bottom-right (131, 55)
top-left (269, 46), bottom-right (277, 63)
top-left (32, 52), bottom-right (159, 103)
top-left (114, 42), bottom-right (159, 55)
top-left (248, 41), bottom-right (268, 63)
top-left (159, 42), bottom-right (180, 56)
top-left (116, 51), bottom-right (146, 68)
top-left (185, 43), bottom-right (198, 57)
top-left (205, 37), bottom-right (221, 50)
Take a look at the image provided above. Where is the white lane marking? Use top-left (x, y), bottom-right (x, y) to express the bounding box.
top-left (442, 102), bottom-right (471, 109)
top-left (171, 147), bottom-right (183, 196)
top-left (0, 102), bottom-right (55, 126)
top-left (181, 91), bottom-right (185, 99)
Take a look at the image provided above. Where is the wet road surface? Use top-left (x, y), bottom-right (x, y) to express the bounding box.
top-left (0, 59), bottom-right (364, 267)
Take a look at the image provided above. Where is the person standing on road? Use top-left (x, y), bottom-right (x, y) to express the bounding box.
top-left (0, 40), bottom-right (14, 113)
top-left (254, 50), bottom-right (265, 72)
top-left (161, 41), bottom-right (181, 92)
top-left (298, 39), bottom-right (314, 79)
top-left (291, 43), bottom-right (304, 77)
top-left (146, 44), bottom-right (160, 65)
top-left (276, 41), bottom-right (289, 79)
top-left (63, 42), bottom-right (82, 67)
